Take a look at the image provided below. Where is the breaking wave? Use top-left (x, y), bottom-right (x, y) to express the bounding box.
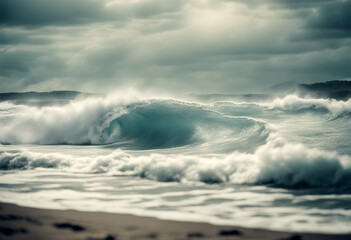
top-left (265, 94), bottom-right (351, 116)
top-left (0, 95), bottom-right (267, 150)
top-left (1, 135), bottom-right (351, 189)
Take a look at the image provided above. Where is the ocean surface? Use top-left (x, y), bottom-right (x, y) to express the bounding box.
top-left (1, 92), bottom-right (351, 233)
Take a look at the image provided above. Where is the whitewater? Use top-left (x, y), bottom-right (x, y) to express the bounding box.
top-left (1, 92), bottom-right (351, 233)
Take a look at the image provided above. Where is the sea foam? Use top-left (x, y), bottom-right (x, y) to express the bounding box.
top-left (266, 94), bottom-right (351, 116)
top-left (1, 134), bottom-right (350, 189)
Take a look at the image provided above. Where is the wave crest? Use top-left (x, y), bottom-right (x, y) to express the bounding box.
top-left (0, 96), bottom-right (267, 150)
top-left (266, 95), bottom-right (351, 116)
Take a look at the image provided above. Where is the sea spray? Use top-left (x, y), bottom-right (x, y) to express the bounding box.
top-left (0, 96), bottom-right (267, 150)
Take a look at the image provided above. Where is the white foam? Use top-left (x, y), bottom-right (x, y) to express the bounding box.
top-left (265, 94), bottom-right (351, 116)
top-left (1, 134), bottom-right (350, 188)
top-left (0, 92), bottom-right (141, 144)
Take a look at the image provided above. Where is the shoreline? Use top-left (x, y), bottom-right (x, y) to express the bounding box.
top-left (1, 202), bottom-right (350, 240)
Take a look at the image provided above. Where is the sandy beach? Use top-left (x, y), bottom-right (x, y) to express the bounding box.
top-left (0, 202), bottom-right (350, 240)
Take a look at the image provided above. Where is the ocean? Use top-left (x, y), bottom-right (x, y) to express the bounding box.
top-left (1, 92), bottom-right (351, 233)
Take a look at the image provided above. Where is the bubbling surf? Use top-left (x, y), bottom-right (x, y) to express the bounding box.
top-left (1, 133), bottom-right (350, 188)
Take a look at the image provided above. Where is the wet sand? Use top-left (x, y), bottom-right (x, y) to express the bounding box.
top-left (0, 202), bottom-right (350, 240)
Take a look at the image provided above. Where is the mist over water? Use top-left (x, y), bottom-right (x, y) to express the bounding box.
top-left (1, 92), bottom-right (351, 233)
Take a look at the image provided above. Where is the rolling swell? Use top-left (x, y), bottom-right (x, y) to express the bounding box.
top-left (103, 100), bottom-right (267, 150)
top-left (104, 102), bottom-right (197, 149)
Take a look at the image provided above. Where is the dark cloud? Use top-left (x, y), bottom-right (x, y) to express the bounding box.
top-left (307, 0), bottom-right (351, 31)
top-left (232, 0), bottom-right (351, 41)
top-left (271, 0), bottom-right (334, 9)
top-left (0, 0), bottom-right (350, 93)
top-left (0, 28), bottom-right (51, 45)
top-left (0, 0), bottom-right (184, 27)
top-left (234, 0), bottom-right (333, 9)
top-left (0, 0), bottom-right (106, 26)
top-left (288, 0), bottom-right (351, 40)
top-left (0, 49), bottom-right (38, 76)
top-left (282, 0), bottom-right (351, 40)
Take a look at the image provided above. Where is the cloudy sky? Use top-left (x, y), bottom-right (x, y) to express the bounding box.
top-left (0, 0), bottom-right (350, 94)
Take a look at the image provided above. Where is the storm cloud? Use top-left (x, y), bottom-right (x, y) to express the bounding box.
top-left (0, 0), bottom-right (350, 93)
